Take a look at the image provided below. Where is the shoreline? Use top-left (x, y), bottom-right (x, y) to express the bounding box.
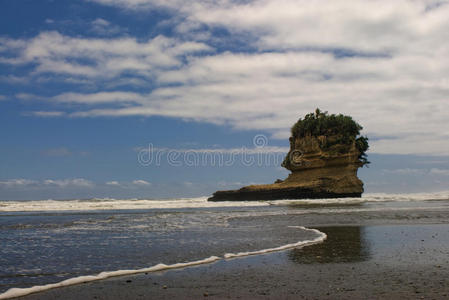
top-left (1, 226), bottom-right (326, 300)
top-left (13, 206), bottom-right (449, 299)
top-left (14, 223), bottom-right (449, 300)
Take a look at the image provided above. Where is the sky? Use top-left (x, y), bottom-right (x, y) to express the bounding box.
top-left (0, 0), bottom-right (449, 200)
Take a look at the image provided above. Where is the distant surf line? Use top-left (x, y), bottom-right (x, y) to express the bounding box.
top-left (1, 191), bottom-right (449, 212)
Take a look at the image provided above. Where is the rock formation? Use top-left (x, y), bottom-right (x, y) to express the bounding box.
top-left (208, 109), bottom-right (369, 201)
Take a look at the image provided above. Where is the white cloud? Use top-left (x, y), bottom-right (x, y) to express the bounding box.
top-left (0, 179), bottom-right (38, 187)
top-left (185, 0), bottom-right (449, 54)
top-left (132, 179), bottom-right (151, 185)
top-left (0, 178), bottom-right (94, 188)
top-left (0, 31), bottom-right (212, 79)
top-left (0, 75), bottom-right (27, 84)
top-left (30, 111), bottom-right (66, 117)
top-left (1, 1), bottom-right (449, 155)
top-left (92, 18), bottom-right (110, 27)
top-left (43, 178), bottom-right (94, 188)
top-left (53, 91), bottom-right (146, 104)
top-left (88, 0), bottom-right (186, 10)
top-left (382, 168), bottom-right (425, 175)
top-left (382, 168), bottom-right (449, 176)
top-left (15, 93), bottom-right (44, 100)
top-left (217, 181), bottom-right (244, 187)
top-left (58, 50), bottom-right (449, 155)
top-left (141, 145), bottom-right (289, 154)
top-left (90, 18), bottom-right (125, 36)
top-left (106, 180), bottom-right (121, 186)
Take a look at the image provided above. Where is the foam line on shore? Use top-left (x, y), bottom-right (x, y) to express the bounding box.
top-left (0, 227), bottom-right (326, 299)
top-left (0, 256), bottom-right (221, 300)
top-left (224, 226), bottom-right (327, 258)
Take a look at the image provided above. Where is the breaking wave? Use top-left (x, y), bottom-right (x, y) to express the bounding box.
top-left (1, 191), bottom-right (448, 212)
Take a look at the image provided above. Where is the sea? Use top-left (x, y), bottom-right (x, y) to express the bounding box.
top-left (1, 192), bottom-right (449, 299)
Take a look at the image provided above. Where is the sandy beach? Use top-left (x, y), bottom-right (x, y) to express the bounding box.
top-left (13, 201), bottom-right (449, 300)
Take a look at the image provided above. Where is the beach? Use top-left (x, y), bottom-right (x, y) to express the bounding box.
top-left (1, 194), bottom-right (449, 299)
top-left (16, 225), bottom-right (449, 299)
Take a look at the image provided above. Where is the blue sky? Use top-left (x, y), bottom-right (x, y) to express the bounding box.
top-left (1, 0), bottom-right (449, 200)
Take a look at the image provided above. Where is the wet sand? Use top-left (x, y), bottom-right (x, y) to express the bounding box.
top-left (15, 203), bottom-right (449, 299)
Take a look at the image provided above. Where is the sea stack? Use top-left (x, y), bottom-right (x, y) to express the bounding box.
top-left (208, 109), bottom-right (369, 201)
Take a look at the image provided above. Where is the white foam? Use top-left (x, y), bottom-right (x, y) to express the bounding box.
top-left (268, 191), bottom-right (449, 206)
top-left (2, 191), bottom-right (448, 212)
top-left (0, 256), bottom-right (221, 300)
top-left (224, 226), bottom-right (327, 258)
top-left (285, 205), bottom-right (449, 216)
top-left (0, 226), bottom-right (326, 299)
top-left (0, 197), bottom-right (270, 212)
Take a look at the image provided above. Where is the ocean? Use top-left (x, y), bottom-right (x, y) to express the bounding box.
top-left (1, 192), bottom-right (449, 299)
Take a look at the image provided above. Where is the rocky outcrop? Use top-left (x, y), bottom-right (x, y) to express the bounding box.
top-left (208, 134), bottom-right (365, 201)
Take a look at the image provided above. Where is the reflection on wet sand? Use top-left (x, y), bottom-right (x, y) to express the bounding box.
top-left (286, 203), bottom-right (363, 209)
top-left (289, 226), bottom-right (371, 264)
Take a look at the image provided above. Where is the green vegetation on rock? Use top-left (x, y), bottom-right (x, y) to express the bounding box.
top-left (288, 108), bottom-right (369, 165)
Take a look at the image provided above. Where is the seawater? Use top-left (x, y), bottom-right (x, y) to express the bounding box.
top-left (0, 192), bottom-right (448, 299)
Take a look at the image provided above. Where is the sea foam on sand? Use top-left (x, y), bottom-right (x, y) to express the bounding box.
top-left (0, 227), bottom-right (326, 299)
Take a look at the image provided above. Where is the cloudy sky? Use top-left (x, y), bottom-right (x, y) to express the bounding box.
top-left (1, 0), bottom-right (449, 200)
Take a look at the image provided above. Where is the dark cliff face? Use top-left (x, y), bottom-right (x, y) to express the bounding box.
top-left (208, 110), bottom-right (368, 201)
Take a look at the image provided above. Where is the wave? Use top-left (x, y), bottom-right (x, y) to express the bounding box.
top-left (1, 191), bottom-right (448, 212)
top-left (224, 226), bottom-right (326, 258)
top-left (269, 191), bottom-right (449, 206)
top-left (0, 226), bottom-right (326, 300)
top-left (0, 197), bottom-right (268, 212)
